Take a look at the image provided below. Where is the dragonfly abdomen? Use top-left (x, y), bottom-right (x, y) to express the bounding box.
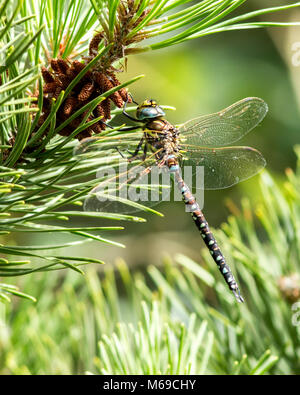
top-left (167, 155), bottom-right (244, 303)
top-left (192, 212), bottom-right (244, 302)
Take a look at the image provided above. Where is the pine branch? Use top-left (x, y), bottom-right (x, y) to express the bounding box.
top-left (89, 1), bottom-right (300, 55)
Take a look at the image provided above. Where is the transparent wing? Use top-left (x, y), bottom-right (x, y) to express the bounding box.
top-left (73, 129), bottom-right (144, 157)
top-left (74, 135), bottom-right (171, 214)
top-left (178, 97), bottom-right (268, 147)
top-left (181, 145), bottom-right (266, 190)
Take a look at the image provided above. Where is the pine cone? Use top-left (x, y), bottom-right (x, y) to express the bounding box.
top-left (72, 60), bottom-right (85, 74)
top-left (63, 97), bottom-right (77, 116)
top-left (94, 122), bottom-right (106, 133)
top-left (78, 82), bottom-right (95, 101)
top-left (89, 33), bottom-right (103, 57)
top-left (57, 58), bottom-right (69, 74)
top-left (33, 28), bottom-right (133, 144)
top-left (43, 82), bottom-right (57, 94)
top-left (110, 91), bottom-right (124, 108)
top-left (57, 74), bottom-right (70, 89)
top-left (50, 59), bottom-right (61, 73)
top-left (53, 86), bottom-right (62, 99)
top-left (95, 103), bottom-right (105, 118)
top-left (109, 73), bottom-right (130, 102)
top-left (94, 71), bottom-right (114, 91)
top-left (101, 98), bottom-right (111, 120)
top-left (94, 72), bottom-right (124, 108)
top-left (41, 67), bottom-right (55, 83)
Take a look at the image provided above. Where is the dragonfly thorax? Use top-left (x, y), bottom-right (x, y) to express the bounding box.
top-left (136, 100), bottom-right (180, 159)
top-left (144, 118), bottom-right (180, 161)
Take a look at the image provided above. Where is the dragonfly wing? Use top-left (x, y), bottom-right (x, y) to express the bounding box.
top-left (83, 162), bottom-right (172, 214)
top-left (178, 97), bottom-right (268, 147)
top-left (74, 130), bottom-right (173, 214)
top-left (76, 142), bottom-right (171, 214)
top-left (181, 146), bottom-right (266, 190)
top-left (73, 130), bottom-right (143, 157)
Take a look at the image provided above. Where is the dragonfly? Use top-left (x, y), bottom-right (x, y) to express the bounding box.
top-left (74, 97), bottom-right (268, 303)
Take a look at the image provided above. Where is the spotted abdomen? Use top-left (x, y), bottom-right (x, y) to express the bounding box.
top-left (168, 156), bottom-right (244, 302)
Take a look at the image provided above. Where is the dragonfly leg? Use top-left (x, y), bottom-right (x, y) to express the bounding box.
top-left (127, 147), bottom-right (148, 163)
top-left (115, 147), bottom-right (126, 158)
top-left (141, 141), bottom-right (149, 161)
top-left (99, 120), bottom-right (114, 130)
top-left (128, 92), bottom-right (139, 105)
top-left (99, 119), bottom-right (139, 132)
top-left (123, 96), bottom-right (143, 123)
top-left (118, 126), bottom-right (141, 131)
top-left (127, 137), bottom-right (145, 162)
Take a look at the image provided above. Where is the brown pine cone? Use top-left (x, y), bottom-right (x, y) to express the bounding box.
top-left (72, 60), bottom-right (85, 74)
top-left (95, 103), bottom-right (105, 118)
top-left (57, 58), bottom-right (69, 74)
top-left (43, 82), bottom-right (57, 93)
top-left (53, 86), bottom-right (63, 99)
top-left (94, 71), bottom-right (114, 91)
top-left (41, 67), bottom-right (55, 83)
top-left (110, 92), bottom-right (124, 108)
top-left (63, 97), bottom-right (77, 116)
top-left (108, 73), bottom-right (130, 102)
top-left (50, 59), bottom-right (61, 73)
top-left (101, 98), bottom-right (111, 120)
top-left (67, 60), bottom-right (91, 81)
top-left (93, 122), bottom-right (105, 133)
top-left (94, 72), bottom-right (124, 108)
top-left (89, 33), bottom-right (103, 57)
top-left (59, 125), bottom-right (74, 137)
top-left (66, 64), bottom-right (77, 80)
top-left (57, 74), bottom-right (70, 89)
top-left (78, 82), bottom-right (95, 101)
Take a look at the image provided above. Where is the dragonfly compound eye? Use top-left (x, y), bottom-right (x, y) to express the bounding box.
top-left (136, 104), bottom-right (166, 120)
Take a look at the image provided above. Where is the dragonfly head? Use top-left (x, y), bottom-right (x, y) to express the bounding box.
top-left (136, 99), bottom-right (166, 121)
